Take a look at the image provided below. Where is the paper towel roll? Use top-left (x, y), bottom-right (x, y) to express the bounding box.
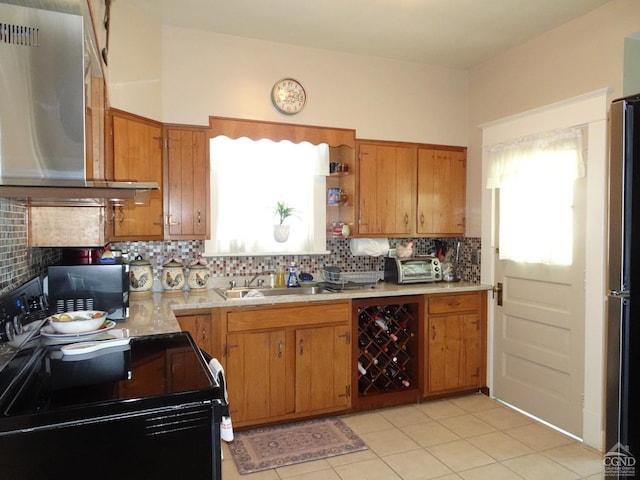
top-left (349, 238), bottom-right (390, 256)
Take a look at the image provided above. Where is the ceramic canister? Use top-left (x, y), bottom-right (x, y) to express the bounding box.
top-left (188, 264), bottom-right (209, 290)
top-left (161, 260), bottom-right (185, 292)
top-left (129, 255), bottom-right (153, 296)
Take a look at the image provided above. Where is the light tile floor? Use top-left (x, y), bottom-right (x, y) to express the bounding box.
top-left (221, 393), bottom-right (605, 480)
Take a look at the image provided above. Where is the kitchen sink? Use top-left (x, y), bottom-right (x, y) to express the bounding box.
top-left (215, 286), bottom-right (334, 299)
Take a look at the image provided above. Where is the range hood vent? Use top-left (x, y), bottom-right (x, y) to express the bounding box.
top-left (0, 178), bottom-right (157, 205)
top-left (0, 4), bottom-right (158, 203)
top-left (0, 20), bottom-right (39, 47)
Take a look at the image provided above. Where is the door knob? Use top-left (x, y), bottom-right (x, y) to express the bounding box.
top-left (492, 283), bottom-right (503, 306)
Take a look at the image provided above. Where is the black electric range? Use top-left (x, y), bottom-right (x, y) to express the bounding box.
top-left (0, 276), bottom-right (227, 480)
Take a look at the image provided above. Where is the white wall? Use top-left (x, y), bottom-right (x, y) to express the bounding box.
top-left (109, 1), bottom-right (163, 120)
top-left (158, 26), bottom-right (468, 148)
top-left (624, 33), bottom-right (640, 96)
top-left (109, 3), bottom-right (468, 146)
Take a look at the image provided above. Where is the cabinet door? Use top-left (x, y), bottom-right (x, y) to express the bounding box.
top-left (417, 148), bottom-right (466, 235)
top-left (458, 313), bottom-right (482, 388)
top-left (427, 313), bottom-right (481, 393)
top-left (295, 324), bottom-right (351, 414)
top-left (358, 143), bottom-right (415, 235)
top-left (111, 112), bottom-right (163, 239)
top-left (176, 314), bottom-right (212, 354)
top-left (225, 330), bottom-right (289, 423)
top-left (165, 127), bottom-right (209, 239)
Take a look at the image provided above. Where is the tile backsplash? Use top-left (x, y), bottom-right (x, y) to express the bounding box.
top-left (0, 196), bottom-right (481, 295)
top-left (111, 237), bottom-right (481, 284)
top-left (0, 198), bottom-right (60, 295)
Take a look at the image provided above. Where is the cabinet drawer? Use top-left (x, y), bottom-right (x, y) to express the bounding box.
top-left (228, 302), bottom-right (350, 332)
top-left (428, 293), bottom-right (480, 314)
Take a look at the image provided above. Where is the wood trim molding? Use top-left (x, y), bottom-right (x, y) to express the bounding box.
top-left (208, 116), bottom-right (356, 148)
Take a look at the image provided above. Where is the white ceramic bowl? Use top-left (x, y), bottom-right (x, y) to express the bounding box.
top-left (48, 310), bottom-right (108, 334)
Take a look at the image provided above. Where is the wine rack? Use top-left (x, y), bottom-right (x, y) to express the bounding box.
top-left (355, 299), bottom-right (420, 400)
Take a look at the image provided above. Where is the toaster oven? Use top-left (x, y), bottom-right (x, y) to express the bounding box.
top-left (384, 256), bottom-right (442, 284)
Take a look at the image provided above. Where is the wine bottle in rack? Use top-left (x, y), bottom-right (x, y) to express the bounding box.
top-left (387, 365), bottom-right (411, 388)
top-left (364, 323), bottom-right (389, 352)
top-left (373, 315), bottom-right (398, 341)
top-left (361, 348), bottom-right (379, 365)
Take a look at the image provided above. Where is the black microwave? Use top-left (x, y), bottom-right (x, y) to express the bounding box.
top-left (47, 262), bottom-right (130, 320)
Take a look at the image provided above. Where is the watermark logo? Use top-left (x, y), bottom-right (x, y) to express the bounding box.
top-left (604, 442), bottom-right (636, 478)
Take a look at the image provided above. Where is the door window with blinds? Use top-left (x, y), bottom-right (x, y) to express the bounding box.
top-left (484, 127), bottom-right (585, 265)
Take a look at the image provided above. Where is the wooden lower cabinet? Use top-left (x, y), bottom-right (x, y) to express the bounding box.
top-left (224, 302), bottom-right (352, 427)
top-left (424, 291), bottom-right (487, 397)
top-left (173, 292), bottom-right (487, 427)
top-left (176, 313), bottom-right (213, 355)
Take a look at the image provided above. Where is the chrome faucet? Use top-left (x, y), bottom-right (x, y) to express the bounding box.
top-left (245, 270), bottom-right (274, 288)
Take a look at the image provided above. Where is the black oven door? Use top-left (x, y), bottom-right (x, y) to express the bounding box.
top-left (0, 333), bottom-right (224, 480)
top-left (0, 401), bottom-right (221, 480)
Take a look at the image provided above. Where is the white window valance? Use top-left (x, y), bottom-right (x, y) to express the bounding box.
top-left (485, 127), bottom-right (585, 189)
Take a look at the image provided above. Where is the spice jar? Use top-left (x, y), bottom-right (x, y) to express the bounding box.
top-left (129, 254), bottom-right (153, 298)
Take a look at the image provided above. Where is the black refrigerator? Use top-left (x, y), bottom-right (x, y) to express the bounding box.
top-left (606, 94), bottom-right (640, 468)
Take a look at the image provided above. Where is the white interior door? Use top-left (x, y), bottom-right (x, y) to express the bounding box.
top-left (492, 175), bottom-right (586, 437)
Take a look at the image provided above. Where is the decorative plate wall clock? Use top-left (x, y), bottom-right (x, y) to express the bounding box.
top-left (271, 78), bottom-right (306, 115)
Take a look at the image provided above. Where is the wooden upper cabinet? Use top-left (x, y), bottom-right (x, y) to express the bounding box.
top-left (357, 142), bottom-right (416, 236)
top-left (109, 109), bottom-right (164, 240)
top-left (417, 147), bottom-right (466, 236)
top-left (164, 126), bottom-right (209, 240)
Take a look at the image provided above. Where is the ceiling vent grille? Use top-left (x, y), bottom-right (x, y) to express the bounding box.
top-left (0, 22), bottom-right (39, 47)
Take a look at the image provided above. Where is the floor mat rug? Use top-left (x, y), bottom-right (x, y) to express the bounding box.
top-left (228, 417), bottom-right (368, 474)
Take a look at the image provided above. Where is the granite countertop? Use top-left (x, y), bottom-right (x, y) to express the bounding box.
top-left (122, 281), bottom-right (492, 337)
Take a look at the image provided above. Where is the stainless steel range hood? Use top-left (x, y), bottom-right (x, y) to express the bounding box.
top-left (0, 3), bottom-right (158, 202)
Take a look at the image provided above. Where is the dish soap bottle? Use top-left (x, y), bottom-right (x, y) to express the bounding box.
top-left (275, 266), bottom-right (286, 288)
top-left (286, 262), bottom-right (299, 288)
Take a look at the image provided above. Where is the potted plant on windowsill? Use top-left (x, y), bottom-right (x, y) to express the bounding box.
top-left (274, 201), bottom-right (295, 242)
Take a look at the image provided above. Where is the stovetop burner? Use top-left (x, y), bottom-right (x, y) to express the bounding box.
top-left (0, 276), bottom-right (49, 373)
